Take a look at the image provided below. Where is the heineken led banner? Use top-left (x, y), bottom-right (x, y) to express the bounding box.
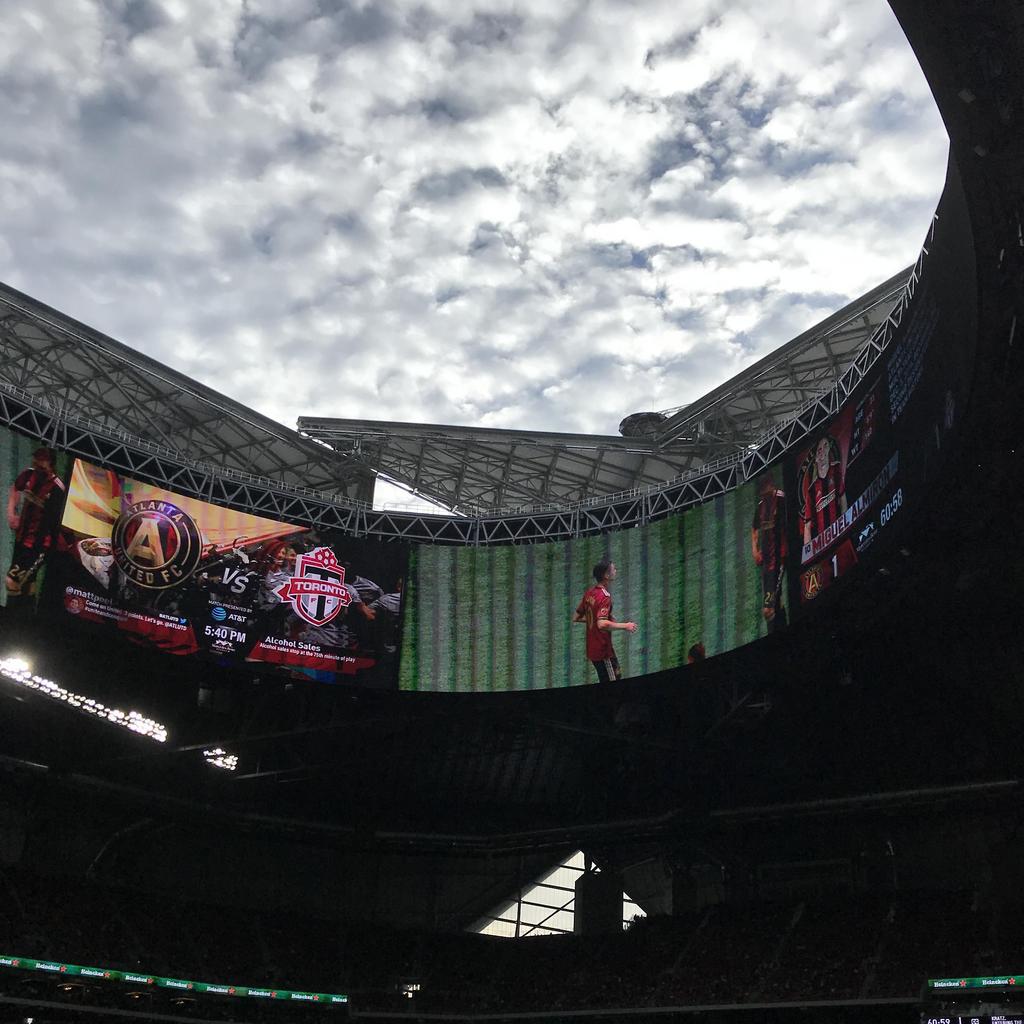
top-left (929, 976), bottom-right (1024, 990)
top-left (52, 460), bottom-right (407, 688)
top-left (0, 953), bottom-right (347, 1005)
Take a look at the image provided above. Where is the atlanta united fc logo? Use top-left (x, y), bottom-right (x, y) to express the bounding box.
top-left (112, 500), bottom-right (203, 590)
top-left (274, 547), bottom-right (351, 626)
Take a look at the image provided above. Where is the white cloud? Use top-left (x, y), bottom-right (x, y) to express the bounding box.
top-left (0, 0), bottom-right (947, 439)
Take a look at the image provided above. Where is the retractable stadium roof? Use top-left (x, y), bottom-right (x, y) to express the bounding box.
top-left (299, 268), bottom-right (911, 513)
top-left (0, 268), bottom-right (910, 517)
top-left (0, 282), bottom-right (375, 504)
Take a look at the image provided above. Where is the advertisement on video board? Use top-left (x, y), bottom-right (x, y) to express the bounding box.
top-left (53, 460), bottom-right (406, 686)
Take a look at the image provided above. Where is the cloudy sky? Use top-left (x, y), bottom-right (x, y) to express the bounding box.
top-left (1, 0), bottom-right (946, 443)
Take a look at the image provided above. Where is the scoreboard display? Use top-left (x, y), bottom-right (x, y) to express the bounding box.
top-left (923, 973), bottom-right (1024, 1024)
top-left (922, 1016), bottom-right (1024, 1023)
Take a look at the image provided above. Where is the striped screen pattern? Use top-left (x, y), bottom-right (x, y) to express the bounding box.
top-left (400, 478), bottom-right (775, 692)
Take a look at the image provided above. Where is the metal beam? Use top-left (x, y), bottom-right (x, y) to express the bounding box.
top-left (299, 269), bottom-right (911, 511)
top-left (0, 219), bottom-right (928, 544)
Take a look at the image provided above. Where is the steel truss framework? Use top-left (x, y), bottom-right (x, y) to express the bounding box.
top-left (295, 420), bottom-right (704, 516)
top-left (653, 268), bottom-right (913, 446)
top-left (0, 237), bottom-right (929, 545)
top-left (0, 285), bottom-right (375, 504)
top-left (299, 269), bottom-right (912, 513)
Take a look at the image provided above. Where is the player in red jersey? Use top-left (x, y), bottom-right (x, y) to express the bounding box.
top-left (572, 559), bottom-right (638, 683)
top-left (800, 434), bottom-right (847, 546)
top-left (751, 472), bottom-right (788, 632)
top-left (5, 447), bottom-right (66, 598)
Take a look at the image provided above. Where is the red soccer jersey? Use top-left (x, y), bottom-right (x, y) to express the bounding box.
top-left (752, 486), bottom-right (787, 572)
top-left (802, 464), bottom-right (844, 540)
top-left (13, 468), bottom-right (66, 550)
top-left (576, 584), bottom-right (614, 661)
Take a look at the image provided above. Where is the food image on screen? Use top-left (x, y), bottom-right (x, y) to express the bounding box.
top-left (400, 478), bottom-right (780, 692)
top-left (1, 427), bottom-right (71, 608)
top-left (56, 460), bottom-right (407, 687)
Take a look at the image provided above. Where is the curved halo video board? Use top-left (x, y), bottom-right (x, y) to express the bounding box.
top-left (400, 164), bottom-right (976, 692)
top-left (1, 167), bottom-right (975, 695)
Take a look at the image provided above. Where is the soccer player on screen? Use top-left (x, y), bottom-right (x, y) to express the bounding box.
top-left (572, 560), bottom-right (638, 683)
top-left (800, 434), bottom-right (847, 546)
top-left (751, 472), bottom-right (788, 633)
top-left (5, 446), bottom-right (65, 599)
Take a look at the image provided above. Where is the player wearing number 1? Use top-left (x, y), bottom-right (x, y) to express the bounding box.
top-left (572, 560), bottom-right (638, 683)
top-left (800, 434), bottom-right (847, 546)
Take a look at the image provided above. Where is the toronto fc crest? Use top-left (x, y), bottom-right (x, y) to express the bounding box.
top-left (273, 547), bottom-right (351, 626)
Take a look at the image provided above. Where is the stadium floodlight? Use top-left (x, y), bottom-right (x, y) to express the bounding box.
top-left (203, 747), bottom-right (238, 771)
top-left (0, 655), bottom-right (168, 743)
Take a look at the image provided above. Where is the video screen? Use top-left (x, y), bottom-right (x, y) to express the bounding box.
top-left (793, 275), bottom-right (967, 604)
top-left (399, 469), bottom-right (784, 692)
top-left (3, 166), bottom-right (976, 698)
top-left (399, 167), bottom-right (976, 692)
top-left (53, 460), bottom-right (407, 687)
top-left (0, 428), bottom-right (71, 608)
top-left (922, 1017), bottom-right (1024, 1024)
top-left (793, 378), bottom-right (898, 601)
